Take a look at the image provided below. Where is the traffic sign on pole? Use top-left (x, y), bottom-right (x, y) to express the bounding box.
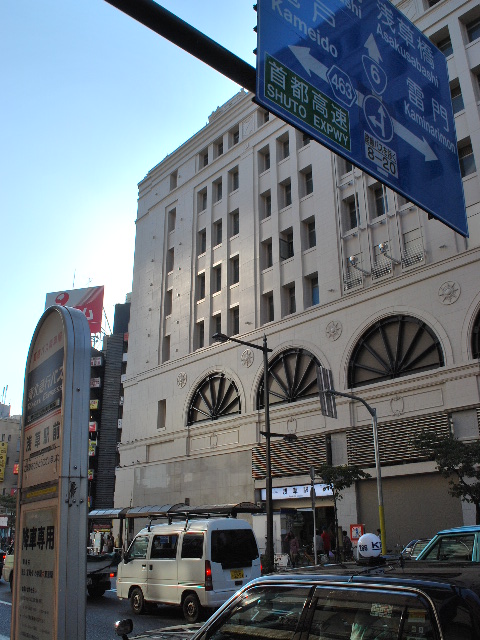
top-left (316, 366), bottom-right (337, 419)
top-left (256, 0), bottom-right (468, 237)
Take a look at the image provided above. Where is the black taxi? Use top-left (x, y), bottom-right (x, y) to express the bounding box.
top-left (117, 562), bottom-right (480, 639)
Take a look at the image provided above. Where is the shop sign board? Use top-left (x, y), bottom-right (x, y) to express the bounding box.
top-left (13, 306), bottom-right (90, 640)
top-left (256, 0), bottom-right (468, 237)
top-left (45, 286), bottom-right (104, 334)
top-left (261, 483), bottom-right (333, 500)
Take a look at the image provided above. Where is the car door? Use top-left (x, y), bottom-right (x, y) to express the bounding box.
top-left (117, 535), bottom-right (149, 598)
top-left (146, 533), bottom-right (179, 604)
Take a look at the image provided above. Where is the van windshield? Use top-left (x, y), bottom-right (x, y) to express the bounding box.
top-left (211, 529), bottom-right (259, 568)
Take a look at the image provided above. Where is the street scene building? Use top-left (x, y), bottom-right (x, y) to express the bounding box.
top-left (115, 0), bottom-right (480, 552)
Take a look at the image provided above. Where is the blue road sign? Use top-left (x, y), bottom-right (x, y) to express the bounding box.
top-left (256, 0), bottom-right (468, 237)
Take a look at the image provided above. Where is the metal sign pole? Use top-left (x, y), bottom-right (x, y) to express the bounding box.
top-left (310, 466), bottom-right (317, 565)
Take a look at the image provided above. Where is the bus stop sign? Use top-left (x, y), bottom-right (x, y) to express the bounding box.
top-left (256, 0), bottom-right (468, 237)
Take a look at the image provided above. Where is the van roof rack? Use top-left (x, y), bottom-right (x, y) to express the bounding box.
top-left (88, 501), bottom-right (263, 522)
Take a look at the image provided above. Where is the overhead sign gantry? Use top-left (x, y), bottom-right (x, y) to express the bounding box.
top-left (256, 0), bottom-right (468, 237)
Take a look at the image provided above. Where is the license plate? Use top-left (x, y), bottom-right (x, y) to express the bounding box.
top-left (230, 569), bottom-right (244, 580)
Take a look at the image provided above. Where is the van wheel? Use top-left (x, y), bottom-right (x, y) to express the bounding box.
top-left (183, 593), bottom-right (201, 623)
top-left (130, 587), bottom-right (145, 614)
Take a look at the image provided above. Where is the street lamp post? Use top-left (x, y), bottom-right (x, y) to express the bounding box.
top-left (212, 332), bottom-right (275, 570)
top-left (326, 389), bottom-right (387, 556)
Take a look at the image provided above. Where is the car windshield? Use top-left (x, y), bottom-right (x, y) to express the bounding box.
top-left (421, 534), bottom-right (474, 561)
top-left (203, 585), bottom-right (311, 640)
top-left (200, 584), bottom-right (437, 640)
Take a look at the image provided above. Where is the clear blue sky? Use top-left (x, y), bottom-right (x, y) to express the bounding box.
top-left (0, 1), bottom-right (257, 415)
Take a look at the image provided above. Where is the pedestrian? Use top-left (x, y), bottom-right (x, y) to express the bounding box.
top-left (315, 529), bottom-right (324, 561)
top-left (321, 526), bottom-right (331, 556)
top-left (342, 530), bottom-right (353, 560)
top-left (286, 531), bottom-right (300, 568)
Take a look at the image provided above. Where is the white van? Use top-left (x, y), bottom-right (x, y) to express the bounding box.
top-left (116, 517), bottom-right (261, 622)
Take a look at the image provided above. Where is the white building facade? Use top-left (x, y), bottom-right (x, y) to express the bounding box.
top-left (116, 0), bottom-right (480, 550)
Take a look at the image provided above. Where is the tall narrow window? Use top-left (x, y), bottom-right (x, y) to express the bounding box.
top-left (198, 229), bottom-right (206, 255)
top-left (230, 256), bottom-right (240, 284)
top-left (164, 289), bottom-right (173, 316)
top-left (198, 189), bottom-right (207, 212)
top-left (196, 321), bottom-right (205, 349)
top-left (230, 168), bottom-right (239, 192)
top-left (230, 209), bottom-right (240, 237)
top-left (305, 219), bottom-right (316, 249)
top-left (262, 239), bottom-right (273, 269)
top-left (281, 180), bottom-right (292, 208)
top-left (213, 314), bottom-right (222, 336)
top-left (197, 273), bottom-right (206, 300)
top-left (168, 208), bottom-right (176, 232)
top-left (467, 17), bottom-right (480, 43)
top-left (344, 195), bottom-right (358, 231)
top-left (213, 265), bottom-right (222, 293)
top-left (280, 229), bottom-right (294, 260)
top-left (459, 143), bottom-right (476, 177)
top-left (261, 191), bottom-right (272, 219)
top-left (167, 248), bottom-right (175, 273)
top-left (259, 147), bottom-right (271, 173)
top-left (451, 84), bottom-right (464, 114)
top-left (213, 220), bottom-right (222, 246)
top-left (310, 276), bottom-right (319, 306)
top-left (436, 35), bottom-right (453, 57)
top-left (286, 284), bottom-right (296, 315)
top-left (157, 400), bottom-right (166, 429)
top-left (230, 307), bottom-right (240, 335)
top-left (169, 171), bottom-right (178, 191)
top-left (162, 336), bottom-right (170, 363)
top-left (200, 149), bottom-right (209, 168)
top-left (373, 186), bottom-right (387, 218)
top-left (304, 169), bottom-right (313, 195)
top-left (278, 134), bottom-right (290, 160)
top-left (214, 179), bottom-right (222, 202)
top-left (263, 292), bottom-right (274, 323)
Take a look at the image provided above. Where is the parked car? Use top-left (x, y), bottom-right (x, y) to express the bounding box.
top-left (116, 563), bottom-right (480, 640)
top-left (416, 525), bottom-right (480, 562)
top-left (116, 517), bottom-right (261, 622)
top-left (2, 547), bottom-right (119, 596)
top-left (401, 538), bottom-right (430, 559)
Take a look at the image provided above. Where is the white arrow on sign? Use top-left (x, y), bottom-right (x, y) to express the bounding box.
top-left (392, 118), bottom-right (438, 161)
top-left (288, 44), bottom-right (437, 162)
top-left (289, 45), bottom-right (328, 81)
top-left (364, 34), bottom-right (382, 64)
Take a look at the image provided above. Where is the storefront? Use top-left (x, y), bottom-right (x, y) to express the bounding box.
top-left (253, 481), bottom-right (335, 558)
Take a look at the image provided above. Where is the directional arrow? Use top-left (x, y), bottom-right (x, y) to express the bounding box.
top-left (289, 44), bottom-right (436, 162)
top-left (364, 34), bottom-right (382, 63)
top-left (392, 118), bottom-right (438, 161)
top-left (289, 45), bottom-right (328, 81)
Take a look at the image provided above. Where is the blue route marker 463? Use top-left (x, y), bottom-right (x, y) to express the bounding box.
top-left (256, 0), bottom-right (468, 237)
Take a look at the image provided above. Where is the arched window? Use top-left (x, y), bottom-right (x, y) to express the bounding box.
top-left (348, 315), bottom-right (444, 388)
top-left (187, 373), bottom-right (241, 425)
top-left (257, 348), bottom-right (321, 409)
top-left (473, 309), bottom-right (480, 358)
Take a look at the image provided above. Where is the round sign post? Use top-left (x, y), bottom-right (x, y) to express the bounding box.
top-left (12, 306), bottom-right (90, 640)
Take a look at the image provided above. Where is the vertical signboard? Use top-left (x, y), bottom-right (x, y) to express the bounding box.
top-left (13, 306), bottom-right (90, 640)
top-left (256, 0), bottom-right (468, 237)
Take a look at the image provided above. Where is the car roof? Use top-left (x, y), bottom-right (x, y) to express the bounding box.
top-left (251, 563), bottom-right (480, 596)
top-left (138, 517), bottom-right (252, 535)
top-left (435, 525), bottom-right (480, 535)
